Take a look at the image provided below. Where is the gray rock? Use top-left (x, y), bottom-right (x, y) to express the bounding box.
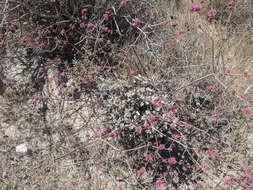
top-left (16, 143), bottom-right (28, 156)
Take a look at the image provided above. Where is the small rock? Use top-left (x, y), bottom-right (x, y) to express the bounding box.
top-left (16, 143), bottom-right (28, 156)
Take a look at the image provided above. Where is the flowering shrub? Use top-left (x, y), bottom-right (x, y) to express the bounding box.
top-left (205, 0), bottom-right (252, 27)
top-left (0, 0), bottom-right (252, 189)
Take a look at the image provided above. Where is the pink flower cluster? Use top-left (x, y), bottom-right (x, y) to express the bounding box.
top-left (87, 23), bottom-right (94, 28)
top-left (205, 9), bottom-right (216, 20)
top-left (135, 127), bottom-right (142, 134)
top-left (243, 108), bottom-right (251, 115)
top-left (34, 96), bottom-right (43, 101)
top-left (206, 85), bottom-right (215, 91)
top-left (240, 94), bottom-right (246, 99)
top-left (228, 1), bottom-right (233, 6)
top-left (81, 8), bottom-right (87, 14)
top-left (60, 82), bottom-right (66, 88)
top-left (159, 144), bottom-right (165, 150)
top-left (80, 23), bottom-right (85, 28)
top-left (133, 18), bottom-right (140, 28)
top-left (146, 114), bottom-right (156, 121)
top-left (138, 167), bottom-right (146, 174)
top-left (189, 4), bottom-right (202, 12)
top-left (81, 8), bottom-right (88, 20)
top-left (120, 0), bottom-right (127, 6)
top-left (168, 157), bottom-right (177, 164)
top-left (213, 114), bottom-right (220, 120)
top-left (206, 149), bottom-right (216, 158)
top-left (109, 131), bottom-right (117, 137)
top-left (103, 11), bottom-right (109, 21)
top-left (156, 179), bottom-right (163, 187)
top-left (60, 29), bottom-right (65, 36)
top-left (145, 154), bottom-right (153, 162)
top-left (172, 21), bottom-right (179, 27)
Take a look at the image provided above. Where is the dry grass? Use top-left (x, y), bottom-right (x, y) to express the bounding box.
top-left (0, 0), bottom-right (253, 189)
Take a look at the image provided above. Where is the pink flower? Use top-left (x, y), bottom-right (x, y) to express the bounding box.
top-left (243, 108), bottom-right (251, 115)
top-left (87, 23), bottom-right (94, 28)
top-left (118, 185), bottom-right (123, 190)
top-left (102, 128), bottom-right (107, 134)
top-left (168, 157), bottom-right (177, 164)
top-left (172, 21), bottom-right (178, 27)
top-left (189, 5), bottom-right (195, 12)
top-left (103, 12), bottom-right (109, 21)
top-left (60, 72), bottom-right (66, 76)
top-left (226, 68), bottom-right (231, 73)
top-left (0, 33), bottom-right (3, 39)
top-left (97, 66), bottom-right (102, 72)
top-left (145, 154), bottom-right (153, 162)
top-left (138, 167), bottom-right (146, 174)
top-left (67, 68), bottom-right (73, 71)
top-left (172, 134), bottom-right (181, 140)
top-left (213, 114), bottom-right (220, 120)
top-left (241, 184), bottom-right (247, 189)
top-left (81, 8), bottom-right (87, 14)
top-left (196, 165), bottom-right (201, 170)
top-left (206, 86), bottom-right (215, 90)
top-left (228, 1), bottom-right (233, 6)
top-left (34, 96), bottom-right (42, 101)
top-left (210, 149), bottom-right (216, 157)
top-left (147, 115), bottom-right (156, 121)
top-left (144, 123), bottom-right (151, 130)
top-left (39, 67), bottom-right (44, 72)
top-left (194, 4), bottom-right (202, 11)
top-left (240, 94), bottom-right (246, 99)
top-left (133, 18), bottom-right (140, 28)
top-left (80, 23), bottom-right (85, 28)
top-left (156, 179), bottom-right (163, 187)
top-left (229, 174), bottom-right (235, 179)
top-left (198, 183), bottom-right (203, 188)
top-left (189, 4), bottom-right (202, 12)
top-left (60, 29), bottom-right (65, 35)
top-left (159, 144), bottom-right (165, 150)
top-left (120, 0), bottom-right (127, 6)
top-left (243, 72), bottom-right (248, 77)
top-left (85, 75), bottom-right (92, 79)
top-left (130, 70), bottom-right (135, 76)
top-left (205, 11), bottom-right (212, 19)
top-left (97, 165), bottom-right (101, 171)
top-left (109, 131), bottom-right (117, 137)
top-left (175, 31), bottom-right (181, 36)
top-left (60, 82), bottom-right (66, 88)
top-left (104, 27), bottom-right (108, 31)
top-left (131, 55), bottom-right (137, 59)
top-left (200, 0), bottom-right (205, 3)
top-left (245, 174), bottom-right (251, 181)
top-left (135, 127), bottom-right (142, 134)
top-left (182, 166), bottom-right (187, 171)
top-left (10, 20), bottom-right (15, 26)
